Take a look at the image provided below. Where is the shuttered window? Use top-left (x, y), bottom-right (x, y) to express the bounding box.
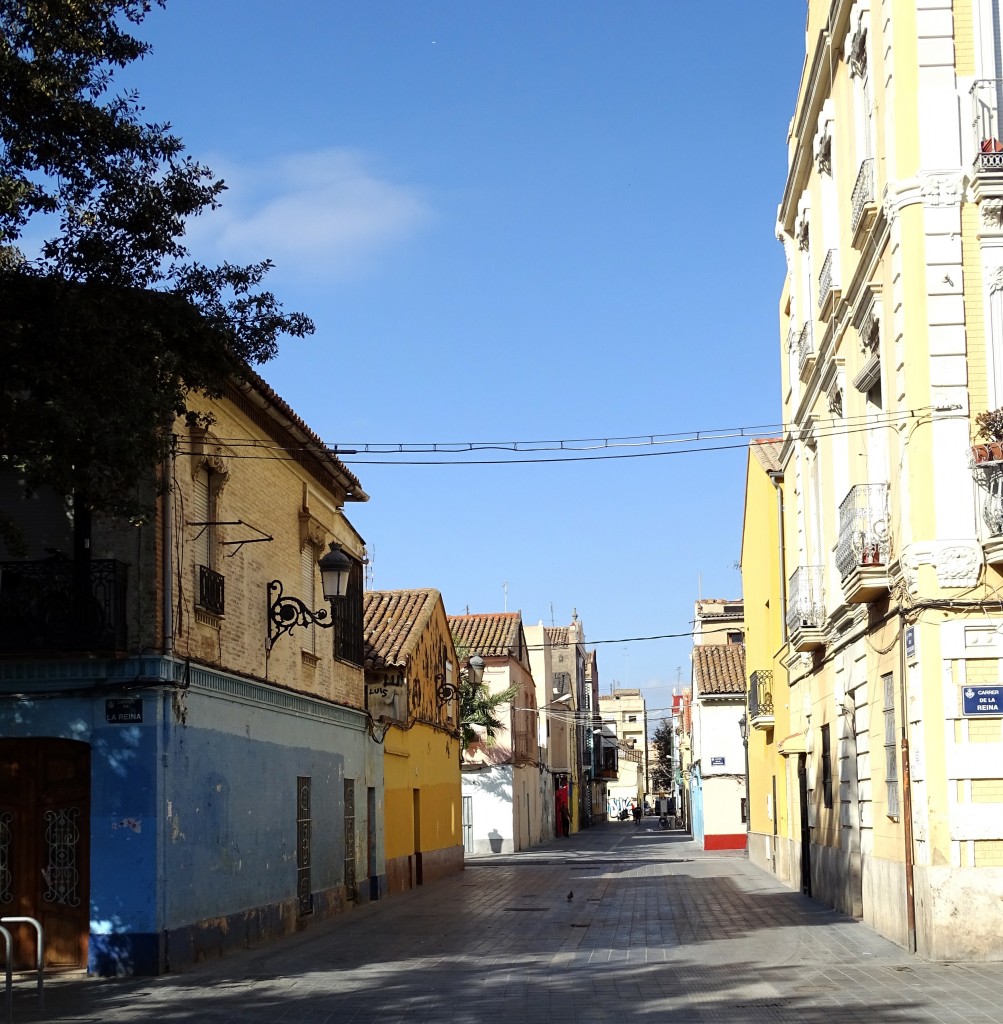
top-left (300, 544), bottom-right (318, 655)
top-left (192, 468), bottom-right (212, 569)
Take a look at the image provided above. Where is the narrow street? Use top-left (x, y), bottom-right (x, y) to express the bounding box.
top-left (15, 821), bottom-right (1002, 1024)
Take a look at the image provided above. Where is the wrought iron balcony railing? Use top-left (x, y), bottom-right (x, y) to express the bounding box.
top-left (198, 564), bottom-right (225, 616)
top-left (786, 565), bottom-right (825, 636)
top-left (0, 559), bottom-right (128, 654)
top-left (818, 248), bottom-right (839, 309)
top-left (971, 79), bottom-right (1003, 172)
top-left (976, 461), bottom-right (1003, 536)
top-left (836, 483), bottom-right (890, 579)
top-left (798, 321), bottom-right (815, 374)
top-left (850, 158), bottom-right (875, 233)
top-left (748, 670), bottom-right (774, 720)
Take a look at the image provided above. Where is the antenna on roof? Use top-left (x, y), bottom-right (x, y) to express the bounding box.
top-left (550, 601), bottom-right (555, 627)
top-left (503, 580), bottom-right (509, 612)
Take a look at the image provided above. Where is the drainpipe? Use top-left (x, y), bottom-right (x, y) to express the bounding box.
top-left (162, 454), bottom-right (174, 657)
top-left (768, 471), bottom-right (788, 645)
top-left (899, 611), bottom-right (917, 954)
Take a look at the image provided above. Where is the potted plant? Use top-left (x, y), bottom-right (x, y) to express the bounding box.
top-left (972, 408), bottom-right (1003, 463)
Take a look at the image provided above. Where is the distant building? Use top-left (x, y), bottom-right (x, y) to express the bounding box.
top-left (689, 600), bottom-right (747, 850)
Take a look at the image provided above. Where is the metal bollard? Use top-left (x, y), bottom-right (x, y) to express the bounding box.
top-left (0, 925), bottom-right (11, 1024)
top-left (0, 918), bottom-right (43, 1013)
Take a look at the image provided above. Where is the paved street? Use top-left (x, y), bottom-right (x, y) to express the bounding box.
top-left (12, 821), bottom-right (1003, 1024)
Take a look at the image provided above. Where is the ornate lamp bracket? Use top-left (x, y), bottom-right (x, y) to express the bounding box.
top-left (267, 579), bottom-right (333, 650)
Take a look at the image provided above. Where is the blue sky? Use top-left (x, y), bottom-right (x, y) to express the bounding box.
top-left (127, 1), bottom-right (805, 727)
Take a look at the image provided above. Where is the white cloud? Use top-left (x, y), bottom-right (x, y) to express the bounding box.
top-left (184, 148), bottom-right (434, 281)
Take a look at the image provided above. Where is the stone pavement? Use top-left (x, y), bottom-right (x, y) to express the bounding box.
top-left (10, 820), bottom-right (1003, 1023)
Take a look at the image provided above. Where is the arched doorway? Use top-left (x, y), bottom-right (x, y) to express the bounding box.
top-left (0, 738), bottom-right (90, 969)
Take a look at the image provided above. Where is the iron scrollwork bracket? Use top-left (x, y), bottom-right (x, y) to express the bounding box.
top-left (267, 579), bottom-right (333, 650)
top-left (436, 674), bottom-right (460, 708)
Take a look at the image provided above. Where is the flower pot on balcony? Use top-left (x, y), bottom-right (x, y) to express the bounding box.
top-left (982, 138), bottom-right (1003, 153)
top-left (973, 442), bottom-right (1003, 464)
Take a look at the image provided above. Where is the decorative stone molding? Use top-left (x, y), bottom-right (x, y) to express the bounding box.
top-left (847, 23), bottom-right (867, 79)
top-left (814, 104), bottom-right (834, 177)
top-left (796, 213), bottom-right (810, 252)
top-left (827, 382), bottom-right (844, 418)
top-left (299, 511), bottom-right (329, 550)
top-left (187, 429), bottom-right (230, 491)
top-left (898, 540), bottom-right (984, 594)
top-left (920, 172), bottom-right (964, 208)
top-left (979, 198), bottom-right (1003, 230)
top-left (989, 265), bottom-right (1003, 295)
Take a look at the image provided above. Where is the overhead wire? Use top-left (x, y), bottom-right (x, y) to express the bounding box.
top-left (171, 405), bottom-right (951, 467)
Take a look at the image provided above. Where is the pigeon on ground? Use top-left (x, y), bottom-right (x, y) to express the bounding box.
top-left (567, 890), bottom-right (574, 901)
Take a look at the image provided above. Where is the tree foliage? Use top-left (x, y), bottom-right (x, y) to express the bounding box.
top-left (650, 717), bottom-right (675, 791)
top-left (0, 0), bottom-right (313, 525)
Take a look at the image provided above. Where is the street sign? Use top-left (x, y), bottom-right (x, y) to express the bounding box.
top-left (962, 687), bottom-right (1003, 717)
top-left (106, 698), bottom-right (143, 723)
top-left (710, 756), bottom-right (725, 766)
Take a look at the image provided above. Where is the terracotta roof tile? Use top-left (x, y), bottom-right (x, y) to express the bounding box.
top-left (693, 643), bottom-right (746, 696)
top-left (364, 589), bottom-right (440, 671)
top-left (448, 612), bottom-right (524, 659)
top-left (545, 626), bottom-right (570, 646)
top-left (751, 438), bottom-right (783, 474)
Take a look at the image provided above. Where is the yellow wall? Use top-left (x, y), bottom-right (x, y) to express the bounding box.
top-left (379, 597), bottom-right (462, 868)
top-left (740, 448), bottom-right (790, 847)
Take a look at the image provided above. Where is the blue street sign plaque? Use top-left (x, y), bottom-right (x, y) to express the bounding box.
top-left (962, 687), bottom-right (1003, 717)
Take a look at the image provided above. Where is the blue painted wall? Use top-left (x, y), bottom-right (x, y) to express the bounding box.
top-left (3, 660), bottom-right (381, 976)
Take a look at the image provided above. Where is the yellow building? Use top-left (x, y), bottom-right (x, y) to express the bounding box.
top-left (363, 590), bottom-right (463, 894)
top-left (598, 688), bottom-right (648, 814)
top-left (740, 440), bottom-right (800, 886)
top-left (766, 0), bottom-right (1003, 958)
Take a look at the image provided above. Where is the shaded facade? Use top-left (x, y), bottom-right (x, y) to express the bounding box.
top-left (0, 369), bottom-right (384, 974)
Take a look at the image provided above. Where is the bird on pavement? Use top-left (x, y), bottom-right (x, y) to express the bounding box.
top-left (567, 890), bottom-right (574, 901)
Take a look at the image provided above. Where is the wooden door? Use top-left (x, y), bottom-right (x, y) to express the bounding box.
top-left (0, 738), bottom-right (90, 970)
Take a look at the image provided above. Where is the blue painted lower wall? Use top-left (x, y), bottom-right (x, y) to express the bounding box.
top-left (1, 658), bottom-right (384, 976)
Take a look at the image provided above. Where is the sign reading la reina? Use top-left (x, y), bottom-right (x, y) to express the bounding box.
top-left (961, 686), bottom-right (1003, 717)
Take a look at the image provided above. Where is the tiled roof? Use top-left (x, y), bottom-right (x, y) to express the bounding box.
top-left (751, 438), bottom-right (783, 474)
top-left (238, 364), bottom-right (368, 502)
top-left (448, 612), bottom-right (524, 659)
top-left (693, 643), bottom-right (746, 696)
top-left (545, 626), bottom-right (569, 646)
top-left (364, 589), bottom-right (440, 671)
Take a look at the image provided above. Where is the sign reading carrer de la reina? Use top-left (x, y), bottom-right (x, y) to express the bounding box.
top-left (962, 686), bottom-right (1003, 717)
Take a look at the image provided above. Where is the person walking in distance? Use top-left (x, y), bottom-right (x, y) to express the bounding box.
top-left (560, 803), bottom-right (571, 838)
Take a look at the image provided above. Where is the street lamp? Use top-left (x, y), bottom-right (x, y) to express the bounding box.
top-left (739, 712), bottom-right (750, 844)
top-left (267, 542), bottom-right (353, 650)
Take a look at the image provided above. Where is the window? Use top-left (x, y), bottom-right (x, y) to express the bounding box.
top-left (821, 723), bottom-right (833, 808)
top-left (883, 673), bottom-right (900, 818)
top-left (297, 776), bottom-right (312, 916)
top-left (333, 558), bottom-right (364, 665)
top-left (300, 544), bottom-right (319, 656)
top-left (193, 466), bottom-right (224, 615)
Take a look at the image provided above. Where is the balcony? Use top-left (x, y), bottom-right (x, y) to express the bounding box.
top-left (748, 670), bottom-right (774, 730)
top-left (971, 80), bottom-right (1003, 176)
top-left (797, 321), bottom-right (815, 381)
top-left (836, 483), bottom-right (890, 603)
top-left (787, 565), bottom-right (826, 651)
top-left (850, 158), bottom-right (876, 248)
top-left (197, 564), bottom-right (225, 616)
top-left (817, 248), bottom-right (840, 320)
top-left (0, 559), bottom-right (128, 654)
top-left (972, 459), bottom-right (1003, 565)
